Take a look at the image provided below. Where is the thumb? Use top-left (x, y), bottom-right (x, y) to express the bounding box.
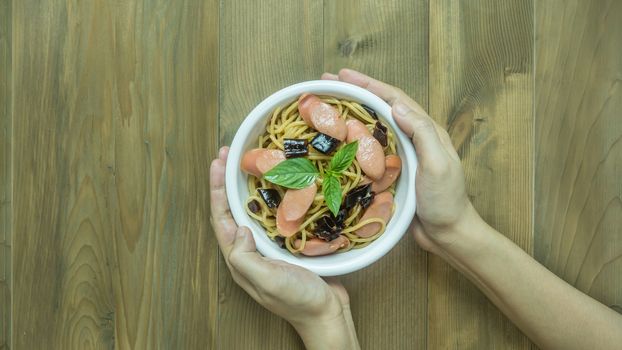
top-left (232, 226), bottom-right (257, 253)
top-left (228, 227), bottom-right (272, 284)
top-left (392, 102), bottom-right (446, 169)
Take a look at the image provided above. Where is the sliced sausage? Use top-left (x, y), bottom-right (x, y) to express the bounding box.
top-left (241, 148), bottom-right (286, 177)
top-left (294, 235), bottom-right (350, 256)
top-left (355, 191), bottom-right (394, 238)
top-left (346, 119), bottom-right (386, 180)
top-left (298, 94), bottom-right (347, 141)
top-left (369, 155), bottom-right (402, 192)
top-left (276, 183), bottom-right (317, 237)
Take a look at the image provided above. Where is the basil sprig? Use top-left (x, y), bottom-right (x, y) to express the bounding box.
top-left (263, 141), bottom-right (359, 216)
top-left (263, 157), bottom-right (319, 189)
top-left (327, 141), bottom-right (358, 175)
top-left (321, 175), bottom-right (342, 216)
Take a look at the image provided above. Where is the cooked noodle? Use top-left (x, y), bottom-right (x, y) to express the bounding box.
top-left (245, 96), bottom-right (398, 254)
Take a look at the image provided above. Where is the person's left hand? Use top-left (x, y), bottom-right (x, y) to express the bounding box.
top-left (210, 146), bottom-right (358, 349)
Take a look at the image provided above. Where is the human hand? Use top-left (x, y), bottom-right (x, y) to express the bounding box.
top-left (210, 146), bottom-right (359, 349)
top-left (322, 69), bottom-right (480, 254)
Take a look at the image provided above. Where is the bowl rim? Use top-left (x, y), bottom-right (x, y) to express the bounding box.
top-left (225, 80), bottom-right (417, 276)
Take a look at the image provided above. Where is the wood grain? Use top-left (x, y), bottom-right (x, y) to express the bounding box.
top-left (323, 1), bottom-right (428, 349)
top-left (535, 0), bottom-right (622, 311)
top-left (429, 1), bottom-right (534, 348)
top-left (109, 1), bottom-right (219, 348)
top-left (218, 1), bottom-right (323, 349)
top-left (12, 1), bottom-right (219, 348)
top-left (7, 0), bottom-right (621, 348)
top-left (0, 0), bottom-right (11, 348)
top-left (12, 2), bottom-right (116, 347)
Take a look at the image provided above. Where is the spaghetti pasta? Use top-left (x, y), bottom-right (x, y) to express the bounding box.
top-left (244, 96), bottom-right (399, 255)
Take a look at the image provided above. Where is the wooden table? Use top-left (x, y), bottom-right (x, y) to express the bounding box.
top-left (2, 0), bottom-right (621, 349)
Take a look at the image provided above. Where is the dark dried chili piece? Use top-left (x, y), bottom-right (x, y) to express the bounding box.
top-left (314, 225), bottom-right (341, 242)
top-left (315, 229), bottom-right (341, 242)
top-left (375, 121), bottom-right (387, 133)
top-left (332, 208), bottom-right (348, 229)
top-left (310, 132), bottom-right (341, 154)
top-left (314, 213), bottom-right (343, 242)
top-left (283, 138), bottom-right (308, 158)
top-left (316, 215), bottom-right (335, 231)
top-left (372, 121), bottom-right (388, 147)
top-left (274, 236), bottom-right (286, 249)
top-left (360, 192), bottom-right (375, 209)
top-left (344, 183), bottom-right (372, 210)
top-left (257, 188), bottom-right (281, 208)
top-left (361, 104), bottom-right (378, 120)
top-left (247, 199), bottom-right (261, 214)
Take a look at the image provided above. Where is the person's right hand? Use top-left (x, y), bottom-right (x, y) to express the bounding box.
top-left (322, 69), bottom-right (480, 255)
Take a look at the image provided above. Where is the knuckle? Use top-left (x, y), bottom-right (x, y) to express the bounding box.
top-left (411, 116), bottom-right (436, 132)
top-left (228, 250), bottom-right (242, 269)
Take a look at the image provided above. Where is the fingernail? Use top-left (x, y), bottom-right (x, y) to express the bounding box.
top-left (236, 227), bottom-right (247, 239)
top-left (393, 102), bottom-right (410, 117)
top-left (219, 146), bottom-right (229, 159)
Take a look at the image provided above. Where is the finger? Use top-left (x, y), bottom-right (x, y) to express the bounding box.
top-left (337, 68), bottom-right (430, 117)
top-left (228, 227), bottom-right (275, 288)
top-left (321, 72), bottom-right (339, 80)
top-left (337, 68), bottom-right (403, 104)
top-left (210, 152), bottom-right (237, 255)
top-left (219, 146), bottom-right (230, 160)
top-left (392, 102), bottom-right (447, 168)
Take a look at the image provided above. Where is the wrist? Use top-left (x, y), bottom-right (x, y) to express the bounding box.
top-left (430, 204), bottom-right (506, 279)
top-left (425, 202), bottom-right (484, 247)
top-left (290, 306), bottom-right (359, 350)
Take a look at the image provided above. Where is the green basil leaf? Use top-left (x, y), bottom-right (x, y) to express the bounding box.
top-left (322, 175), bottom-right (342, 217)
top-left (263, 157), bottom-right (319, 189)
top-left (328, 141), bottom-right (359, 174)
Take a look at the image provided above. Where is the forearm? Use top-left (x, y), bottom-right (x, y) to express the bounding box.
top-left (291, 308), bottom-right (360, 350)
top-left (439, 210), bottom-right (622, 350)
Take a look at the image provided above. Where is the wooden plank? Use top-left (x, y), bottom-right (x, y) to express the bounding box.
top-left (0, 0), bottom-right (11, 348)
top-left (12, 1), bottom-right (220, 348)
top-left (535, 0), bottom-right (622, 311)
top-left (429, 1), bottom-right (534, 348)
top-left (323, 1), bottom-right (428, 349)
top-left (218, 0), bottom-right (323, 348)
top-left (107, 1), bottom-right (219, 348)
top-left (12, 1), bottom-right (116, 347)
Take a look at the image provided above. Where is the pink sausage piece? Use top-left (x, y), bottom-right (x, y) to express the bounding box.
top-left (370, 155), bottom-right (402, 193)
top-left (355, 191), bottom-right (394, 238)
top-left (241, 148), bottom-right (286, 177)
top-left (276, 183), bottom-right (317, 237)
top-left (346, 119), bottom-right (386, 180)
top-left (298, 93), bottom-right (348, 141)
top-left (294, 235), bottom-right (350, 256)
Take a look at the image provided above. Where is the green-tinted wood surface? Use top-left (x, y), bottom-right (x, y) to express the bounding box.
top-left (323, 1), bottom-right (428, 349)
top-left (6, 0), bottom-right (622, 348)
top-left (0, 0), bottom-right (11, 348)
top-left (12, 2), bottom-right (116, 347)
top-left (535, 0), bottom-right (622, 311)
top-left (12, 1), bottom-right (219, 348)
top-left (428, 1), bottom-right (534, 348)
top-left (217, 1), bottom-right (324, 349)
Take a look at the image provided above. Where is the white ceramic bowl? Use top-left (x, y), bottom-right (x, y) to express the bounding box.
top-left (225, 80), bottom-right (417, 276)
